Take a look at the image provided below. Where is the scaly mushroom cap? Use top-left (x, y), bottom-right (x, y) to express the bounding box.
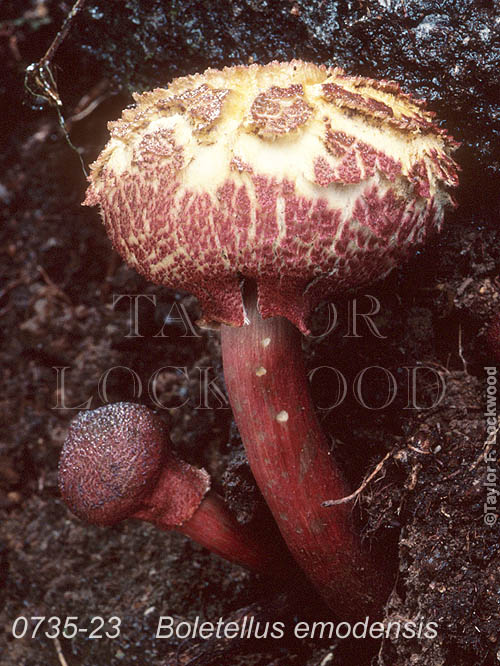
top-left (58, 403), bottom-right (210, 527)
top-left (85, 60), bottom-right (459, 333)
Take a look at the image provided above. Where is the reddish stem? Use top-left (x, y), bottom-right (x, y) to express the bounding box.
top-left (180, 492), bottom-right (283, 575)
top-left (131, 454), bottom-right (288, 575)
top-left (221, 291), bottom-right (391, 618)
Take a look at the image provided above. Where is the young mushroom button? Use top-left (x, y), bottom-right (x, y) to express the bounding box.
top-left (58, 402), bottom-right (290, 576)
top-left (83, 61), bottom-right (459, 618)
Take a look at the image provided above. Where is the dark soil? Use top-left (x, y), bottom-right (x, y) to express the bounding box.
top-left (0, 1), bottom-right (499, 665)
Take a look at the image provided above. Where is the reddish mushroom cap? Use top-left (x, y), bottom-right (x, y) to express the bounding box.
top-left (58, 402), bottom-right (210, 527)
top-left (84, 60), bottom-right (459, 333)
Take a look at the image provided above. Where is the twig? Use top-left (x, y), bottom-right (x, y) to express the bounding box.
top-left (53, 637), bottom-right (69, 666)
top-left (66, 78), bottom-right (111, 127)
top-left (0, 278), bottom-right (24, 303)
top-left (38, 265), bottom-right (72, 305)
top-left (24, 0), bottom-right (88, 176)
top-left (469, 424), bottom-right (499, 471)
top-left (458, 323), bottom-right (468, 373)
top-left (26, 0), bottom-right (87, 98)
top-left (322, 449), bottom-right (394, 507)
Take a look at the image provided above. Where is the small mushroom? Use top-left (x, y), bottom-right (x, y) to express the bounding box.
top-left (83, 61), bottom-right (459, 617)
top-left (59, 402), bottom-right (287, 575)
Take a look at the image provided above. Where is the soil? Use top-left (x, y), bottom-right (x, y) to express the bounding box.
top-left (0, 1), bottom-right (499, 665)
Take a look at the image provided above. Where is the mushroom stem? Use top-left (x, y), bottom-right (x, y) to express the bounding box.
top-left (221, 289), bottom-right (391, 618)
top-left (133, 466), bottom-right (286, 575)
top-left (179, 491), bottom-right (282, 575)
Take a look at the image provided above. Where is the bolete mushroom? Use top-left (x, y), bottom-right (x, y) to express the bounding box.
top-left (59, 402), bottom-right (288, 575)
top-left (83, 61), bottom-right (459, 618)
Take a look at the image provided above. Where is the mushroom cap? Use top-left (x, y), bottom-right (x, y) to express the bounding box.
top-left (85, 60), bottom-right (459, 333)
top-left (59, 403), bottom-right (168, 526)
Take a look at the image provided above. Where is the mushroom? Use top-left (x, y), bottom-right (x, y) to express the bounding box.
top-left (59, 402), bottom-right (289, 576)
top-left (83, 61), bottom-right (459, 617)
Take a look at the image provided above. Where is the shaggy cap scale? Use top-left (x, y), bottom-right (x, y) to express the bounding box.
top-left (85, 60), bottom-right (459, 333)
